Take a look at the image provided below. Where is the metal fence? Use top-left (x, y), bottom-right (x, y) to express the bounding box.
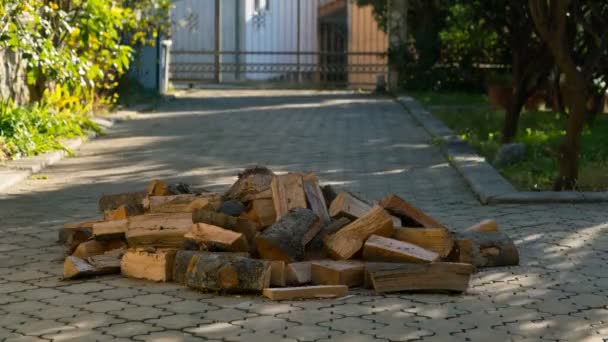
top-left (170, 0), bottom-right (389, 89)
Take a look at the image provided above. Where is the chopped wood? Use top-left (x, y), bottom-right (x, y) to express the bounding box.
top-left (192, 210), bottom-right (259, 252)
top-left (263, 285), bottom-right (348, 301)
top-left (185, 253), bottom-right (271, 293)
top-left (305, 217), bottom-right (351, 260)
top-left (320, 185), bottom-right (338, 207)
top-left (363, 235), bottom-right (439, 263)
top-left (218, 200), bottom-right (246, 216)
top-left (186, 223), bottom-right (249, 252)
top-left (98, 191), bottom-right (147, 212)
top-left (224, 166), bottom-right (275, 202)
top-left (302, 173), bottom-right (331, 225)
top-left (173, 250), bottom-right (198, 284)
top-left (60, 219), bottom-right (98, 254)
top-left (465, 219), bottom-right (499, 233)
top-left (240, 199), bottom-right (277, 229)
top-left (392, 227), bottom-right (455, 257)
top-left (379, 194), bottom-right (446, 229)
top-left (271, 173), bottom-right (308, 221)
top-left (93, 213), bottom-right (193, 240)
top-left (104, 204), bottom-right (145, 221)
top-left (366, 262), bottom-right (475, 293)
top-left (121, 248), bottom-right (177, 282)
top-left (324, 206), bottom-right (394, 260)
top-left (63, 249), bottom-right (123, 280)
top-left (256, 208), bottom-right (320, 263)
top-left (457, 231), bottom-right (519, 267)
top-left (146, 179), bottom-right (171, 196)
top-left (311, 260), bottom-right (365, 287)
top-left (72, 240), bottom-right (126, 259)
top-left (328, 192), bottom-right (372, 220)
top-left (145, 194), bottom-right (221, 213)
top-left (270, 261), bottom-right (286, 287)
top-left (92, 220), bottom-right (128, 240)
top-left (126, 229), bottom-right (188, 249)
top-left (285, 261), bottom-right (312, 285)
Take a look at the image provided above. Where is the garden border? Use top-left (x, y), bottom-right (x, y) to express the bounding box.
top-left (0, 104), bottom-right (150, 193)
top-left (396, 95), bottom-right (608, 204)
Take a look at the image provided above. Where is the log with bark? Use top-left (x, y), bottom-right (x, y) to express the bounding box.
top-left (379, 194), bottom-right (446, 228)
top-left (323, 206), bottom-right (394, 260)
top-left (456, 231), bottom-right (519, 268)
top-left (184, 253), bottom-right (271, 293)
top-left (98, 191), bottom-right (147, 212)
top-left (63, 248), bottom-right (124, 280)
top-left (104, 204), bottom-right (145, 221)
top-left (144, 193), bottom-right (221, 213)
top-left (366, 262), bottom-right (475, 293)
top-left (256, 208), bottom-right (320, 263)
top-left (223, 166), bottom-right (275, 202)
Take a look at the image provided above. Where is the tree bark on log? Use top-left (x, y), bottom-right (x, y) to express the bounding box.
top-left (457, 231), bottom-right (519, 267)
top-left (98, 191), bottom-right (147, 212)
top-left (223, 166), bottom-right (275, 202)
top-left (185, 253), bottom-right (271, 293)
top-left (256, 208), bottom-right (320, 263)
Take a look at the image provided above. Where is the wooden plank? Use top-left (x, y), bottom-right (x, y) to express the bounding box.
top-left (302, 173), bottom-right (331, 225)
top-left (362, 235), bottom-right (439, 263)
top-left (256, 208), bottom-right (320, 262)
top-left (285, 261), bottom-right (313, 285)
top-left (270, 261), bottom-right (286, 287)
top-left (240, 199), bottom-right (277, 229)
top-left (465, 219), bottom-right (499, 233)
top-left (263, 285), bottom-right (348, 300)
top-left (311, 260), bottom-right (365, 287)
top-left (392, 227), bottom-right (454, 257)
top-left (379, 194), bottom-right (446, 229)
top-left (328, 192), bottom-right (372, 220)
top-left (121, 248), bottom-right (177, 282)
top-left (186, 223), bottom-right (249, 252)
top-left (324, 206), bottom-right (394, 260)
top-left (271, 173), bottom-right (308, 221)
top-left (367, 262), bottom-right (475, 293)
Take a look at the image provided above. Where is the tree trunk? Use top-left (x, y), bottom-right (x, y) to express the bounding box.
top-left (501, 88), bottom-right (526, 144)
top-left (554, 88), bottom-right (587, 190)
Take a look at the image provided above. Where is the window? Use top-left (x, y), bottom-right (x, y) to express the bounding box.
top-left (254, 0), bottom-right (269, 12)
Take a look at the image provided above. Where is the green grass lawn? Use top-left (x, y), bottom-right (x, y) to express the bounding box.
top-left (410, 91), bottom-right (608, 191)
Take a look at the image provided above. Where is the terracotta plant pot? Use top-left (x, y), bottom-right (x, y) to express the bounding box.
top-left (487, 83), bottom-right (512, 111)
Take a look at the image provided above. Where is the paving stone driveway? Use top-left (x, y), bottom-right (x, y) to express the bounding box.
top-left (1, 89), bottom-right (607, 341)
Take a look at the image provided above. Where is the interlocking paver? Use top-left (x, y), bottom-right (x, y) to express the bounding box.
top-left (1, 90), bottom-right (606, 341)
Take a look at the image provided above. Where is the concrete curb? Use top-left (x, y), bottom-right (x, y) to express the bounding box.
top-left (395, 95), bottom-right (608, 204)
top-left (0, 105), bottom-right (149, 194)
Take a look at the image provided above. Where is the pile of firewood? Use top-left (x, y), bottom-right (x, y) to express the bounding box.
top-left (60, 166), bottom-right (519, 300)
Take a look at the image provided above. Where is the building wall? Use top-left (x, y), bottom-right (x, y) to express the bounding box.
top-left (347, 3), bottom-right (388, 88)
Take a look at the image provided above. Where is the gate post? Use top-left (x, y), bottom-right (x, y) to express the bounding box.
top-left (214, 0), bottom-right (222, 83)
top-left (387, 0), bottom-right (408, 91)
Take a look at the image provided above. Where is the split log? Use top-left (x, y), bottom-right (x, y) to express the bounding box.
top-left (328, 192), bottom-right (372, 220)
top-left (224, 166), bottom-right (275, 202)
top-left (93, 213), bottom-right (192, 239)
top-left (379, 194), bottom-right (446, 229)
top-left (60, 219), bottom-right (99, 254)
top-left (392, 227), bottom-right (454, 257)
top-left (305, 217), bottom-right (351, 260)
top-left (146, 179), bottom-right (171, 196)
top-left (457, 231), bottom-right (519, 267)
top-left (320, 185), bottom-right (338, 207)
top-left (104, 204), bottom-right (145, 221)
top-left (63, 249), bottom-right (124, 280)
top-left (186, 223), bottom-right (249, 252)
top-left (465, 219), bottom-right (499, 233)
top-left (323, 206), bottom-right (394, 260)
top-left (192, 210), bottom-right (259, 252)
top-left (366, 262), bottom-right (475, 293)
top-left (311, 260), bottom-right (365, 287)
top-left (271, 173), bottom-right (308, 221)
top-left (185, 253), bottom-right (271, 293)
top-left (285, 261), bottom-right (312, 286)
top-left (218, 200), bottom-right (246, 217)
top-left (126, 229), bottom-right (188, 249)
top-left (263, 285), bottom-right (348, 301)
top-left (256, 208), bottom-right (320, 263)
top-left (240, 199), bottom-right (277, 229)
top-left (72, 240), bottom-right (126, 259)
top-left (98, 191), bottom-right (147, 212)
top-left (144, 194), bottom-right (221, 213)
top-left (270, 261), bottom-right (286, 287)
top-left (302, 173), bottom-right (331, 225)
top-left (362, 235), bottom-right (439, 263)
top-left (121, 248), bottom-right (177, 282)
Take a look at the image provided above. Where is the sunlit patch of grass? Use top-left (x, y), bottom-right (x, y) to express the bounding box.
top-left (411, 91), bottom-right (608, 191)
